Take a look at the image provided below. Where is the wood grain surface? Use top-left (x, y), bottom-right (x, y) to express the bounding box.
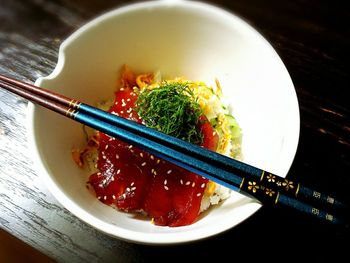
top-left (1, 0), bottom-right (349, 262)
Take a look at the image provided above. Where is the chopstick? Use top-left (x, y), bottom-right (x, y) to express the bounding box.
top-left (0, 75), bottom-right (348, 227)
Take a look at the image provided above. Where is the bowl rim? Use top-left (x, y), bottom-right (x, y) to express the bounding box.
top-left (27, 0), bottom-right (300, 245)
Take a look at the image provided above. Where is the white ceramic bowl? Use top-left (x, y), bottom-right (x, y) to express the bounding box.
top-left (27, 0), bottom-right (300, 244)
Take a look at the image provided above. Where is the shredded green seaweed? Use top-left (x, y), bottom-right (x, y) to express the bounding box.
top-left (135, 82), bottom-right (204, 145)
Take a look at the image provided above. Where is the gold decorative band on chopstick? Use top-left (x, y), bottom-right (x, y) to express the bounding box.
top-left (260, 170), bottom-right (265, 181)
top-left (275, 192), bottom-right (280, 204)
top-left (239, 177), bottom-right (245, 189)
top-left (66, 108), bottom-right (78, 119)
top-left (295, 183), bottom-right (300, 197)
top-left (68, 99), bottom-right (74, 107)
top-left (72, 110), bottom-right (78, 119)
top-left (68, 99), bottom-right (82, 109)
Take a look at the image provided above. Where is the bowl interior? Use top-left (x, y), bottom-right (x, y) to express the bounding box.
top-left (29, 1), bottom-right (299, 244)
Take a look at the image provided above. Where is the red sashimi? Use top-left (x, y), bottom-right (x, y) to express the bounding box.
top-left (88, 87), bottom-right (219, 227)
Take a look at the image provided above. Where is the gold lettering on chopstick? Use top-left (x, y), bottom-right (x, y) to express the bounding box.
top-left (327, 196), bottom-right (335, 204)
top-left (313, 191), bottom-right (321, 199)
top-left (311, 208), bottom-right (320, 215)
top-left (325, 214), bottom-right (334, 222)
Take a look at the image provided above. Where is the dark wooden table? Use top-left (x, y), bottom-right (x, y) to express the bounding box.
top-left (1, 0), bottom-right (349, 262)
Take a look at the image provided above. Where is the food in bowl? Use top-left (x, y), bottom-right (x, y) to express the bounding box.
top-left (72, 65), bottom-right (242, 227)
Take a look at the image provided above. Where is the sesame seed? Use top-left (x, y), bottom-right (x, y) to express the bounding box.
top-left (192, 182), bottom-right (196, 187)
top-left (141, 162), bottom-right (146, 166)
top-left (201, 183), bottom-right (206, 188)
top-left (120, 111), bottom-right (124, 114)
top-left (97, 196), bottom-right (102, 200)
top-left (103, 196), bottom-right (107, 200)
top-left (120, 88), bottom-right (125, 91)
top-left (102, 179), bottom-right (107, 184)
top-left (140, 152), bottom-right (143, 157)
top-left (164, 179), bottom-right (167, 185)
top-left (164, 185), bottom-right (169, 191)
top-left (150, 155), bottom-right (154, 160)
top-left (156, 159), bottom-right (160, 164)
top-left (196, 193), bottom-right (201, 197)
top-left (112, 195), bottom-right (116, 199)
top-left (105, 145), bottom-right (109, 150)
top-left (185, 181), bottom-right (191, 186)
top-left (126, 187), bottom-right (130, 192)
top-left (128, 145), bottom-right (133, 149)
top-left (94, 164), bottom-right (98, 168)
top-left (167, 170), bottom-right (172, 174)
top-left (117, 169), bottom-right (121, 174)
top-left (131, 187), bottom-right (136, 191)
top-left (153, 170), bottom-right (157, 175)
top-left (122, 193), bottom-right (126, 199)
top-left (111, 177), bottom-right (115, 181)
top-left (212, 131), bottom-right (216, 136)
top-left (127, 98), bottom-right (131, 102)
top-left (131, 182), bottom-right (134, 186)
top-left (180, 179), bottom-right (184, 185)
top-left (102, 155), bottom-right (106, 160)
top-left (97, 172), bottom-right (101, 176)
top-left (151, 168), bottom-right (155, 173)
top-left (116, 154), bottom-right (119, 159)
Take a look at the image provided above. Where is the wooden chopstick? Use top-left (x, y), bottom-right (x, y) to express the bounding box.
top-left (0, 75), bottom-right (348, 227)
